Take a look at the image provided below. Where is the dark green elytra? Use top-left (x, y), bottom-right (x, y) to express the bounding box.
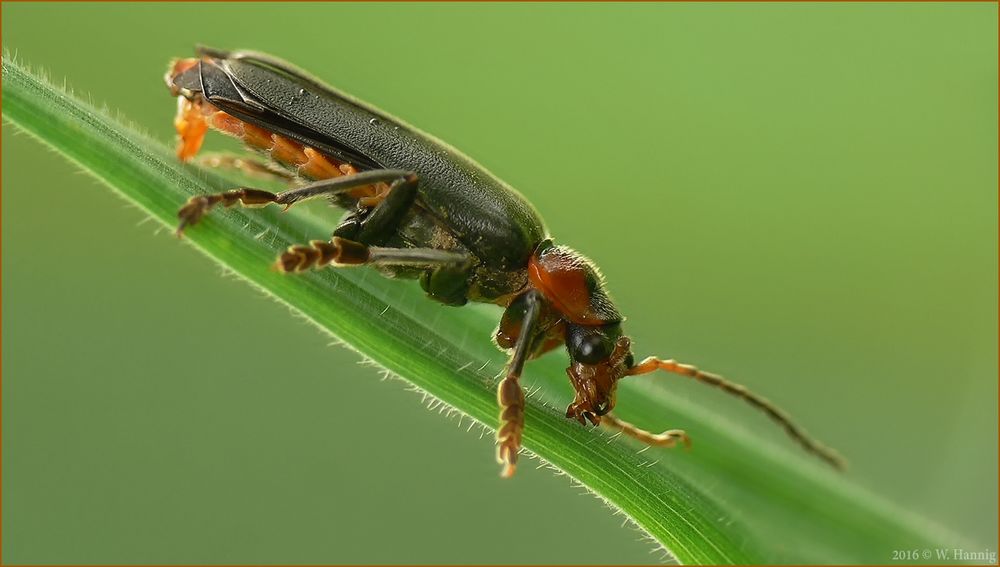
top-left (190, 52), bottom-right (548, 272)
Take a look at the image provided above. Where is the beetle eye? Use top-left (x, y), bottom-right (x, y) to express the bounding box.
top-left (576, 335), bottom-right (609, 363)
top-left (568, 325), bottom-right (613, 364)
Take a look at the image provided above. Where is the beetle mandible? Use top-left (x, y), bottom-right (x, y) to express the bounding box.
top-left (168, 47), bottom-right (845, 477)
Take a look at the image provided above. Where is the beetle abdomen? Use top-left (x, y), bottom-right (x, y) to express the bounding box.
top-left (170, 63), bottom-right (387, 204)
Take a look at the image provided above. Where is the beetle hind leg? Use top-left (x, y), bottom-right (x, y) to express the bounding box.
top-left (177, 187), bottom-right (279, 235)
top-left (197, 152), bottom-right (296, 182)
top-left (175, 169), bottom-right (415, 237)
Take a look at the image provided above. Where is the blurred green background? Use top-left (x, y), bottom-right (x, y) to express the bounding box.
top-left (2, 2), bottom-right (996, 564)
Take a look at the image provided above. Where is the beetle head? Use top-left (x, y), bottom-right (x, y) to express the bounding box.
top-left (564, 324), bottom-right (633, 425)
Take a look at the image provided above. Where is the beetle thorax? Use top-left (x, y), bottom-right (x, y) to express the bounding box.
top-left (527, 242), bottom-right (622, 326)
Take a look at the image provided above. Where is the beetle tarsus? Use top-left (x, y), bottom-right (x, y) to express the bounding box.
top-left (176, 195), bottom-right (210, 237)
top-left (496, 373), bottom-right (525, 478)
top-left (176, 188), bottom-right (279, 236)
top-left (275, 237), bottom-right (370, 272)
top-left (275, 239), bottom-right (472, 274)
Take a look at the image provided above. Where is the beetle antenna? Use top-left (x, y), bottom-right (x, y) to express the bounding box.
top-left (627, 356), bottom-right (847, 470)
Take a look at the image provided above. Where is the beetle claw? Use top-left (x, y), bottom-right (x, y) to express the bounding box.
top-left (176, 196), bottom-right (210, 237)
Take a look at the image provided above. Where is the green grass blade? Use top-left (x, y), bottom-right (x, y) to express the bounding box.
top-left (2, 54), bottom-right (966, 564)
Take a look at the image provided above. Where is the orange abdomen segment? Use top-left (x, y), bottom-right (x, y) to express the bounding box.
top-left (528, 245), bottom-right (622, 326)
top-left (171, 91), bottom-right (384, 199)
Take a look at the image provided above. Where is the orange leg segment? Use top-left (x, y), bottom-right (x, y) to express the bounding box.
top-left (601, 413), bottom-right (690, 449)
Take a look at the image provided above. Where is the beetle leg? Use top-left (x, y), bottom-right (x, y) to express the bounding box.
top-left (354, 174), bottom-right (419, 244)
top-left (276, 237), bottom-right (470, 273)
top-left (176, 169), bottom-right (415, 236)
top-left (197, 152), bottom-right (295, 182)
top-left (176, 187), bottom-right (281, 235)
top-left (496, 290), bottom-right (543, 478)
top-left (600, 413), bottom-right (691, 449)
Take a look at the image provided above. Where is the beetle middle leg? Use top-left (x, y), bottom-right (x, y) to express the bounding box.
top-left (176, 169), bottom-right (414, 236)
top-left (276, 237), bottom-right (470, 273)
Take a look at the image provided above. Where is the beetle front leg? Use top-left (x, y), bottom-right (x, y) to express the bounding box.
top-left (176, 169), bottom-right (414, 236)
top-left (496, 290), bottom-right (543, 478)
top-left (600, 413), bottom-right (691, 449)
